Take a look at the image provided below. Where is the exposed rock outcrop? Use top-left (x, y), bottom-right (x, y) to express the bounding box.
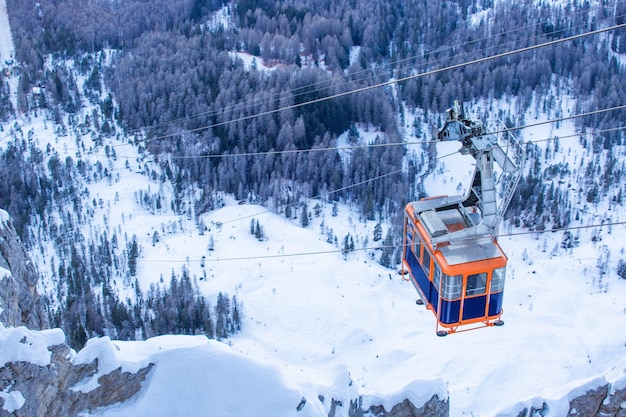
top-left (354, 395), bottom-right (449, 417)
top-left (514, 380), bottom-right (626, 417)
top-left (596, 384), bottom-right (626, 417)
top-left (0, 341), bottom-right (153, 417)
top-left (0, 209), bottom-right (47, 329)
top-left (329, 394), bottom-right (448, 417)
top-left (567, 384), bottom-right (609, 417)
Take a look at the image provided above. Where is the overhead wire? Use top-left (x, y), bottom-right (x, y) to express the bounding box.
top-left (15, 9), bottom-right (620, 267)
top-left (93, 104), bottom-right (626, 161)
top-left (101, 14), bottom-right (626, 266)
top-left (483, 105), bottom-right (626, 137)
top-left (90, 107), bottom-right (626, 237)
top-left (528, 125), bottom-right (626, 144)
top-left (210, 118), bottom-right (626, 226)
top-left (112, 21), bottom-right (626, 148)
top-left (189, 119), bottom-right (626, 229)
top-left (170, 105), bottom-right (626, 159)
top-left (65, 101), bottom-right (625, 231)
top-left (139, 220), bottom-right (626, 264)
top-left (203, 145), bottom-right (464, 227)
top-left (2, 7), bottom-right (620, 154)
top-left (119, 5), bottom-right (624, 140)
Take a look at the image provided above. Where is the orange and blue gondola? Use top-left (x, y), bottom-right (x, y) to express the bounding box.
top-left (401, 101), bottom-right (523, 335)
top-left (401, 199), bottom-right (507, 336)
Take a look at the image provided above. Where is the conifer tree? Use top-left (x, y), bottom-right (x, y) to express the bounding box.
top-left (128, 237), bottom-right (139, 276)
top-left (300, 202), bottom-right (309, 227)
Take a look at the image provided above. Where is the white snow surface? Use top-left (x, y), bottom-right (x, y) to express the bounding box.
top-left (0, 0), bottom-right (17, 111)
top-left (0, 0), bottom-right (13, 63)
top-left (0, 387), bottom-right (25, 413)
top-left (205, 5), bottom-right (235, 33)
top-left (0, 327), bottom-right (66, 367)
top-left (0, 208), bottom-right (9, 225)
top-left (169, 201), bottom-right (626, 417)
top-left (230, 51), bottom-right (281, 72)
top-left (92, 337), bottom-right (328, 417)
top-left (91, 96), bottom-right (626, 416)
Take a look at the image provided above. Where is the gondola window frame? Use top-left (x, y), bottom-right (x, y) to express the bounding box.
top-left (466, 272), bottom-right (488, 297)
top-left (442, 273), bottom-right (462, 300)
top-left (491, 267), bottom-right (506, 292)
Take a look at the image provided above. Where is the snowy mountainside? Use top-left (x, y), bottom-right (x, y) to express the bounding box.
top-left (2, 0), bottom-right (626, 415)
top-left (2, 88), bottom-right (626, 416)
top-left (1, 325), bottom-right (625, 417)
top-left (0, 324), bottom-right (448, 417)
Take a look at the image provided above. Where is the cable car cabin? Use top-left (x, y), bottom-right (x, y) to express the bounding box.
top-left (402, 198), bottom-right (507, 336)
top-left (399, 100), bottom-right (523, 335)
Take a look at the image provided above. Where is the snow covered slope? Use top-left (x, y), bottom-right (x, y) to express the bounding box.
top-left (131, 199), bottom-right (626, 417)
top-left (0, 0), bottom-right (17, 111)
top-left (1, 103), bottom-right (625, 416)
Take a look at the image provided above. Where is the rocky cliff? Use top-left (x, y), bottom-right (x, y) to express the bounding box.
top-left (0, 327), bottom-right (153, 417)
top-left (334, 374), bottom-right (626, 417)
top-left (349, 375), bottom-right (626, 417)
top-left (0, 209), bottom-right (46, 330)
top-left (514, 381), bottom-right (626, 417)
top-left (349, 395), bottom-right (449, 417)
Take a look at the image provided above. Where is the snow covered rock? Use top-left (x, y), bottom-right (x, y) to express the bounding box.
top-left (352, 379), bottom-right (449, 417)
top-left (0, 310), bottom-right (448, 417)
top-left (0, 209), bottom-right (46, 329)
top-left (597, 384), bottom-right (626, 417)
top-left (566, 383), bottom-right (609, 417)
top-left (0, 327), bottom-right (153, 417)
top-left (353, 395), bottom-right (449, 417)
top-left (503, 360), bottom-right (626, 417)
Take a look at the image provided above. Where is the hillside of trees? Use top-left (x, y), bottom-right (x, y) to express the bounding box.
top-left (0, 128), bottom-right (243, 349)
top-left (1, 0), bottom-right (625, 347)
top-left (6, 0), bottom-right (625, 219)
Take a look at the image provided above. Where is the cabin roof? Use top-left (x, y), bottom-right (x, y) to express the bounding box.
top-left (439, 236), bottom-right (503, 265)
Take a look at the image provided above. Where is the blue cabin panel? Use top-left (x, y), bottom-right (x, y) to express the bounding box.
top-left (488, 292), bottom-right (504, 316)
top-left (406, 247), bottom-right (431, 303)
top-left (463, 295), bottom-right (487, 320)
top-left (439, 299), bottom-right (461, 324)
top-left (428, 285), bottom-right (440, 311)
top-left (462, 295), bottom-right (487, 320)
